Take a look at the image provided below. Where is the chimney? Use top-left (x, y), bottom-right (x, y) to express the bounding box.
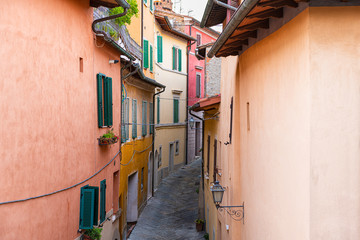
top-left (154, 0), bottom-right (173, 11)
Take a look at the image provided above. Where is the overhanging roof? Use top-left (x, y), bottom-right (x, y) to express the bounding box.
top-left (190, 95), bottom-right (221, 112)
top-left (90, 0), bottom-right (121, 8)
top-left (155, 15), bottom-right (197, 41)
top-left (200, 0), bottom-right (238, 28)
top-left (208, 0), bottom-right (360, 58)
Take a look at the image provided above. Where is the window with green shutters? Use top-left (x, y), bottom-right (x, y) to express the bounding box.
top-left (150, 45), bottom-right (153, 72)
top-left (142, 101), bottom-right (147, 136)
top-left (97, 73), bottom-right (113, 128)
top-left (157, 96), bottom-right (160, 124)
top-left (100, 180), bottom-right (106, 224)
top-left (172, 47), bottom-right (182, 72)
top-left (149, 102), bottom-right (153, 134)
top-left (132, 99), bottom-right (137, 139)
top-left (143, 40), bottom-right (149, 69)
top-left (157, 36), bottom-right (163, 63)
top-left (150, 0), bottom-right (153, 11)
top-left (79, 185), bottom-right (99, 229)
top-left (173, 98), bottom-right (179, 123)
top-left (144, 0), bottom-right (147, 4)
top-left (121, 98), bottom-right (129, 142)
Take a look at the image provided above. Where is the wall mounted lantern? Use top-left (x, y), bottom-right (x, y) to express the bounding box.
top-left (189, 117), bottom-right (195, 129)
top-left (210, 181), bottom-right (245, 223)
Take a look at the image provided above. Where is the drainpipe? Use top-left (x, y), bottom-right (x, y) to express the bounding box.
top-left (152, 87), bottom-right (166, 196)
top-left (92, 0), bottom-right (131, 40)
top-left (213, 0), bottom-right (237, 11)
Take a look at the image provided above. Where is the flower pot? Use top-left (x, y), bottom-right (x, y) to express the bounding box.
top-left (98, 137), bottom-right (118, 146)
top-left (196, 222), bottom-right (204, 232)
top-left (82, 235), bottom-right (92, 240)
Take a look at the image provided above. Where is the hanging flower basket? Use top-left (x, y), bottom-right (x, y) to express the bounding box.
top-left (98, 129), bottom-right (119, 146)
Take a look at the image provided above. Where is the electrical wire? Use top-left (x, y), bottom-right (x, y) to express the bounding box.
top-left (120, 141), bottom-right (154, 166)
top-left (0, 150), bottom-right (121, 206)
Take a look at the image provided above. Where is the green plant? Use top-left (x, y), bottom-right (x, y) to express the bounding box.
top-left (203, 233), bottom-right (209, 240)
top-left (195, 219), bottom-right (204, 224)
top-left (84, 228), bottom-right (102, 240)
top-left (109, 0), bottom-right (139, 27)
top-left (101, 128), bottom-right (118, 139)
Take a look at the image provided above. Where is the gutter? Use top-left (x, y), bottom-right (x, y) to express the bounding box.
top-left (213, 0), bottom-right (237, 11)
top-left (92, 0), bottom-right (131, 41)
top-left (207, 0), bottom-right (259, 58)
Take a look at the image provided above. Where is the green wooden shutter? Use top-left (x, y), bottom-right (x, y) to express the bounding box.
top-left (100, 180), bottom-right (106, 223)
top-left (144, 0), bottom-right (147, 4)
top-left (121, 100), bottom-right (126, 143)
top-left (125, 98), bottom-right (129, 140)
top-left (157, 96), bottom-right (160, 124)
top-left (172, 47), bottom-right (176, 70)
top-left (178, 49), bottom-right (182, 72)
top-left (143, 40), bottom-right (149, 69)
top-left (173, 99), bottom-right (179, 123)
top-left (157, 36), bottom-right (163, 63)
top-left (149, 102), bottom-right (153, 134)
top-left (97, 74), bottom-right (104, 127)
top-left (150, 0), bottom-right (153, 11)
top-left (104, 77), bottom-right (113, 126)
top-left (79, 186), bottom-right (98, 229)
top-left (150, 45), bottom-right (153, 72)
top-left (132, 99), bottom-right (137, 139)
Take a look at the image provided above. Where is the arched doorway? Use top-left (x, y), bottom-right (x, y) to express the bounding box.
top-left (147, 152), bottom-right (153, 199)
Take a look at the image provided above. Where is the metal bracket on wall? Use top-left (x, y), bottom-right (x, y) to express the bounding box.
top-left (217, 202), bottom-right (245, 223)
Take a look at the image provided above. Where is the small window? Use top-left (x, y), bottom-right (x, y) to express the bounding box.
top-left (196, 33), bottom-right (202, 46)
top-left (97, 73), bottom-right (113, 128)
top-left (172, 46), bottom-right (182, 72)
top-left (196, 73), bottom-right (201, 98)
top-left (175, 140), bottom-right (179, 155)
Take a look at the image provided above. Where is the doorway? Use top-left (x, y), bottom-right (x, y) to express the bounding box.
top-left (127, 172), bottom-right (138, 223)
top-left (147, 152), bottom-right (153, 199)
top-left (169, 142), bottom-right (174, 172)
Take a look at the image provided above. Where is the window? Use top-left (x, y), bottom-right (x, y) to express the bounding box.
top-left (143, 39), bottom-right (149, 69)
top-left (150, 0), bottom-right (153, 11)
top-left (97, 73), bottom-right (113, 128)
top-left (196, 33), bottom-right (202, 46)
top-left (142, 101), bottom-right (148, 136)
top-left (172, 47), bottom-right (182, 72)
top-left (121, 98), bottom-right (129, 142)
top-left (100, 180), bottom-right (106, 223)
top-left (213, 139), bottom-right (217, 181)
top-left (150, 44), bottom-right (154, 72)
top-left (196, 73), bottom-right (201, 98)
top-left (149, 102), bottom-right (154, 134)
top-left (79, 185), bottom-right (99, 229)
top-left (173, 98), bottom-right (179, 123)
top-left (157, 96), bottom-right (160, 124)
top-left (132, 99), bottom-right (137, 139)
top-left (157, 36), bottom-right (163, 63)
top-left (175, 140), bottom-right (179, 155)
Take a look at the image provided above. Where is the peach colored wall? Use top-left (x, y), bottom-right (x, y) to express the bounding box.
top-left (0, 0), bottom-right (122, 239)
top-left (309, 7), bottom-right (360, 239)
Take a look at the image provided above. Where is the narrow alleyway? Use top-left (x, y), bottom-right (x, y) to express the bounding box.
top-left (128, 159), bottom-right (205, 240)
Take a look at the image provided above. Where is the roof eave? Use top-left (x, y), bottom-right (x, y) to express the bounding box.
top-left (200, 0), bottom-right (215, 28)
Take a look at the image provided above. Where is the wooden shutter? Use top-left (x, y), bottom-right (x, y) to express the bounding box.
top-left (121, 100), bottom-right (126, 143)
top-left (149, 102), bottom-right (153, 134)
top-left (173, 99), bottom-right (179, 123)
top-left (150, 45), bottom-right (153, 72)
top-left (172, 47), bottom-right (176, 70)
top-left (132, 99), bottom-right (137, 139)
top-left (157, 36), bottom-right (163, 63)
top-left (79, 186), bottom-right (99, 229)
top-left (150, 0), bottom-right (153, 11)
top-left (196, 74), bottom-right (201, 98)
top-left (143, 40), bottom-right (149, 69)
top-left (104, 77), bottom-right (113, 127)
top-left (100, 180), bottom-right (106, 223)
top-left (207, 135), bottom-right (210, 173)
top-left (97, 74), bottom-right (104, 127)
top-left (178, 49), bottom-right (182, 72)
top-left (157, 96), bottom-right (160, 124)
top-left (125, 98), bottom-right (129, 140)
top-left (144, 0), bottom-right (147, 4)
top-left (213, 139), bottom-right (217, 181)
top-left (142, 101), bottom-right (147, 136)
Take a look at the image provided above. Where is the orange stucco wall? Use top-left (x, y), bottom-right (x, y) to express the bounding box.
top-left (210, 6), bottom-right (360, 240)
top-left (0, 0), bottom-right (123, 239)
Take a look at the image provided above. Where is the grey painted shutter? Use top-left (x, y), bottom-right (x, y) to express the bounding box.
top-left (132, 99), bottom-right (137, 139)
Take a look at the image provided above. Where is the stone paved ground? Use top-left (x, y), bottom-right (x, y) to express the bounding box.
top-left (128, 159), bottom-right (205, 240)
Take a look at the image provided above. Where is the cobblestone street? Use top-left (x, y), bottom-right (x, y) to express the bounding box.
top-left (128, 159), bottom-right (205, 240)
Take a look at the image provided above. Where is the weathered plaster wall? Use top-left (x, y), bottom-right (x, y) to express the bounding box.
top-left (309, 7), bottom-right (360, 239)
top-left (206, 55), bottom-right (222, 97)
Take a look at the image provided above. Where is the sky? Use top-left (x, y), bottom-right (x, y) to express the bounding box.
top-left (172, 0), bottom-right (223, 32)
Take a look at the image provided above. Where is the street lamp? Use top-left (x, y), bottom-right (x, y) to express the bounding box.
top-left (210, 181), bottom-right (245, 223)
top-left (189, 117), bottom-right (195, 129)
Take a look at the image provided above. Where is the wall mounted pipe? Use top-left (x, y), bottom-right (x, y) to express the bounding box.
top-left (92, 0), bottom-right (130, 40)
top-left (213, 0), bottom-right (237, 11)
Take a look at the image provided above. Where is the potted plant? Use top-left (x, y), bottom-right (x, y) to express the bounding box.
top-left (83, 227), bottom-right (102, 240)
top-left (98, 129), bottom-right (119, 146)
top-left (195, 219), bottom-right (205, 232)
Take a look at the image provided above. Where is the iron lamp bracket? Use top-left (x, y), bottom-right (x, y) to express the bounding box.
top-left (216, 202), bottom-right (245, 223)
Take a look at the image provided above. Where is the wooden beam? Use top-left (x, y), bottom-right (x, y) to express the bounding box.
top-left (237, 19), bottom-right (270, 31)
top-left (230, 30), bottom-right (257, 40)
top-left (247, 8), bottom-right (284, 19)
top-left (227, 39), bottom-right (249, 46)
top-left (220, 45), bottom-right (243, 53)
top-left (258, 0), bottom-right (298, 8)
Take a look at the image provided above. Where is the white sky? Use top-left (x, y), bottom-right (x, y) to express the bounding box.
top-left (172, 0), bottom-right (222, 32)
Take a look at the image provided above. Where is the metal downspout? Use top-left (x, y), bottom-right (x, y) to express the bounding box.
top-left (152, 87), bottom-right (166, 196)
top-left (92, 0), bottom-right (131, 40)
top-left (213, 0), bottom-right (237, 11)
